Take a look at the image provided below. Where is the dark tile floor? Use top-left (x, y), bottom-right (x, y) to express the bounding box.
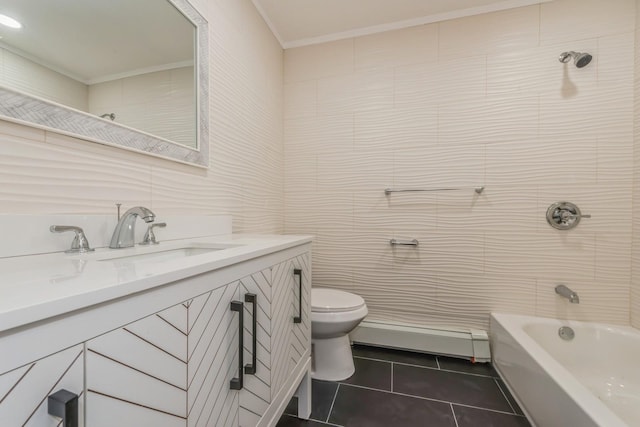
top-left (278, 344), bottom-right (530, 427)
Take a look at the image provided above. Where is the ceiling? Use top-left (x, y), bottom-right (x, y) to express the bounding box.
top-left (0, 0), bottom-right (195, 84)
top-left (252, 0), bottom-right (551, 48)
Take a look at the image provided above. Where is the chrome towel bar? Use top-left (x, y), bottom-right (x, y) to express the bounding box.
top-left (389, 239), bottom-right (419, 247)
top-left (384, 186), bottom-right (484, 195)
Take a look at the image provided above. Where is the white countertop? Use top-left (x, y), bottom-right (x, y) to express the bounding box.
top-left (0, 234), bottom-right (312, 334)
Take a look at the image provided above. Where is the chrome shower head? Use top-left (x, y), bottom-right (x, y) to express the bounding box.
top-left (559, 51), bottom-right (592, 68)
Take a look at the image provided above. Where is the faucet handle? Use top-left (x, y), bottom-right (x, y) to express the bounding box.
top-left (140, 222), bottom-right (166, 245)
top-left (50, 225), bottom-right (95, 253)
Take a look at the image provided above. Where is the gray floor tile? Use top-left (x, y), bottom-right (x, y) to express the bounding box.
top-left (329, 384), bottom-right (456, 427)
top-left (277, 414), bottom-right (338, 427)
top-left (495, 378), bottom-right (525, 416)
top-left (339, 357), bottom-right (391, 391)
top-left (453, 405), bottom-right (532, 427)
top-left (285, 379), bottom-right (339, 421)
top-left (352, 344), bottom-right (438, 368)
top-left (393, 364), bottom-right (512, 412)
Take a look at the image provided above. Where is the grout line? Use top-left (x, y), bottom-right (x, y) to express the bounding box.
top-left (494, 377), bottom-right (517, 414)
top-left (284, 414), bottom-right (342, 427)
top-left (326, 383), bottom-right (340, 424)
top-left (450, 403), bottom-right (460, 427)
top-left (391, 362), bottom-right (394, 392)
top-left (339, 382), bottom-right (523, 417)
top-left (354, 355), bottom-right (497, 379)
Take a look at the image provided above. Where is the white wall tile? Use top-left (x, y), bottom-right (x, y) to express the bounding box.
top-left (631, 0), bottom-right (640, 328)
top-left (284, 81), bottom-right (317, 119)
top-left (596, 232), bottom-right (632, 284)
top-left (487, 47), bottom-right (547, 98)
top-left (435, 185), bottom-right (538, 233)
top-left (285, 113), bottom-right (354, 156)
top-left (536, 280), bottom-right (629, 325)
top-left (284, 39), bottom-right (354, 83)
top-left (354, 24), bottom-right (438, 71)
top-left (537, 183), bottom-right (632, 233)
top-left (438, 5), bottom-right (540, 60)
top-left (354, 190), bottom-right (437, 236)
top-left (285, 0), bottom-right (635, 331)
top-left (394, 55), bottom-right (487, 108)
top-left (392, 145), bottom-right (485, 188)
top-left (435, 274), bottom-right (537, 330)
top-left (317, 150), bottom-right (393, 192)
top-left (0, 131), bottom-right (151, 214)
top-left (540, 0), bottom-right (635, 45)
top-left (355, 107), bottom-right (437, 151)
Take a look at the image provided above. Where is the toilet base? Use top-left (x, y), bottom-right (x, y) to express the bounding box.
top-left (311, 335), bottom-right (355, 381)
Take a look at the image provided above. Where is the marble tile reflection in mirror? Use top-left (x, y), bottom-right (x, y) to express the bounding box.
top-left (0, 0), bottom-right (209, 167)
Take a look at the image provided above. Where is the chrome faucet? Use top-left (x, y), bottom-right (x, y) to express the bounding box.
top-left (109, 206), bottom-right (155, 249)
top-left (555, 284), bottom-right (580, 304)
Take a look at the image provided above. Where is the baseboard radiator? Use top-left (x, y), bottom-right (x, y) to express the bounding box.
top-left (350, 320), bottom-right (491, 363)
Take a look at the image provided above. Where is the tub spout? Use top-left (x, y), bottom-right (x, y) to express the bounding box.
top-left (555, 284), bottom-right (579, 304)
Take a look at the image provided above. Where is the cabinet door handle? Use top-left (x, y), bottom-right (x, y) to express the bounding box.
top-left (244, 293), bottom-right (257, 375)
top-left (230, 300), bottom-right (244, 390)
top-left (48, 389), bottom-right (79, 427)
top-left (293, 269), bottom-right (302, 324)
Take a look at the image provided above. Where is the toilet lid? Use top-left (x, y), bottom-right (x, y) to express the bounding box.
top-left (311, 288), bottom-right (365, 313)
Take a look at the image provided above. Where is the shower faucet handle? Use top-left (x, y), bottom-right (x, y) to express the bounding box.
top-left (546, 202), bottom-right (590, 230)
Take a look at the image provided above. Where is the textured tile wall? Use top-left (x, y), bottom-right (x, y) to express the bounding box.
top-left (0, 0), bottom-right (284, 234)
top-left (284, 0), bottom-right (636, 330)
top-left (632, 0), bottom-right (640, 329)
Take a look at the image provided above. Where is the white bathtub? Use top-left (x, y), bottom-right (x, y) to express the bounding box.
top-left (491, 313), bottom-right (640, 427)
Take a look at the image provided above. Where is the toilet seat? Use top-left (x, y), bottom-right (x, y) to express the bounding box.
top-left (312, 288), bottom-right (365, 313)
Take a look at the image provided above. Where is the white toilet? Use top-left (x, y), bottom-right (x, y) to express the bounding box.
top-left (311, 288), bottom-right (368, 381)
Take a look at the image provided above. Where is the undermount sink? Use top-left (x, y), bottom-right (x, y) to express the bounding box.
top-left (97, 243), bottom-right (238, 263)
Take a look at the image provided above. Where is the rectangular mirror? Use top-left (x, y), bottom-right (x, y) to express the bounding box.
top-left (0, 0), bottom-right (209, 167)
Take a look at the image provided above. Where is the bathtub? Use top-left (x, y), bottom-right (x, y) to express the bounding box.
top-left (491, 313), bottom-right (640, 427)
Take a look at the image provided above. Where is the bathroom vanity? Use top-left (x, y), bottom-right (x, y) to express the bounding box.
top-left (0, 231), bottom-right (312, 427)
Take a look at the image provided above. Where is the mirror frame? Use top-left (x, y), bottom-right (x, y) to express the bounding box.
top-left (0, 0), bottom-right (209, 167)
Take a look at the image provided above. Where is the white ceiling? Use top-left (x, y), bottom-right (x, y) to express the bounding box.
top-left (253, 0), bottom-right (551, 48)
top-left (0, 0), bottom-right (195, 84)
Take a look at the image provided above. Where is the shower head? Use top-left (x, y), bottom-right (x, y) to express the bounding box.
top-left (559, 51), bottom-right (592, 68)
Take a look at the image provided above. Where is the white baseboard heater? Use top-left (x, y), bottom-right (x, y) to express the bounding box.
top-left (350, 320), bottom-right (491, 363)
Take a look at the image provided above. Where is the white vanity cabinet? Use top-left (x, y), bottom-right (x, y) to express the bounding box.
top-left (85, 284), bottom-right (239, 427)
top-left (238, 268), bottom-right (273, 427)
top-left (240, 254), bottom-right (312, 427)
top-left (0, 241), bottom-right (311, 427)
top-left (0, 344), bottom-right (84, 427)
top-left (188, 280), bottom-right (242, 427)
top-left (270, 253), bottom-right (311, 399)
top-left (86, 297), bottom-right (190, 427)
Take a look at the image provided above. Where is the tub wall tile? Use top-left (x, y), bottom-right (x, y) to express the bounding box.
top-left (284, 0), bottom-right (635, 330)
top-left (632, 0), bottom-right (640, 328)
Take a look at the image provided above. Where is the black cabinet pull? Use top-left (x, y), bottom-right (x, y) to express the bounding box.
top-left (48, 389), bottom-right (79, 427)
top-left (244, 293), bottom-right (257, 375)
top-left (293, 269), bottom-right (302, 324)
top-left (230, 300), bottom-right (244, 390)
